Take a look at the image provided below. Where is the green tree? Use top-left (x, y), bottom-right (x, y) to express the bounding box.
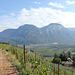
top-left (73, 55), bottom-right (75, 66)
top-left (54, 53), bottom-right (59, 58)
top-left (53, 57), bottom-right (61, 63)
top-left (59, 52), bottom-right (67, 61)
top-left (67, 51), bottom-right (71, 58)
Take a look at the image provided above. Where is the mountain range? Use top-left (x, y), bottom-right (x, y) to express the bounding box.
top-left (68, 28), bottom-right (75, 31)
top-left (0, 23), bottom-right (75, 45)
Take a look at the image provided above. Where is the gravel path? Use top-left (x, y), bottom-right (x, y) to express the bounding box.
top-left (0, 51), bottom-right (18, 75)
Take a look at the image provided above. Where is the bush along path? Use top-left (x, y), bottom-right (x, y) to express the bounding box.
top-left (0, 51), bottom-right (18, 75)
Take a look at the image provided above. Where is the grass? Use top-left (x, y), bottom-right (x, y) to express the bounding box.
top-left (0, 44), bottom-right (75, 75)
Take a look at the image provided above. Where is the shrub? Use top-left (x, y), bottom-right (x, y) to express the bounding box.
top-left (53, 57), bottom-right (61, 63)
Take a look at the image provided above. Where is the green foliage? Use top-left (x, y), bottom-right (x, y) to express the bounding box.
top-left (6, 49), bottom-right (10, 52)
top-left (53, 52), bottom-right (67, 64)
top-left (73, 55), bottom-right (75, 66)
top-left (67, 51), bottom-right (71, 58)
top-left (0, 44), bottom-right (75, 75)
top-left (59, 53), bottom-right (67, 61)
top-left (54, 53), bottom-right (59, 58)
top-left (0, 42), bottom-right (9, 45)
top-left (53, 57), bottom-right (61, 63)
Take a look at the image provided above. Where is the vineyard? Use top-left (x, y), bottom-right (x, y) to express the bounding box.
top-left (0, 44), bottom-right (75, 75)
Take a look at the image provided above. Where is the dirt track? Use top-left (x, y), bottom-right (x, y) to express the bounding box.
top-left (0, 51), bottom-right (18, 75)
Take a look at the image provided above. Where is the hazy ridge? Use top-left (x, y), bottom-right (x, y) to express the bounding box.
top-left (0, 23), bottom-right (75, 44)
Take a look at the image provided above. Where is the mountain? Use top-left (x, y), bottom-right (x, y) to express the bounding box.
top-left (67, 28), bottom-right (75, 31)
top-left (0, 23), bottom-right (75, 45)
top-left (40, 23), bottom-right (75, 44)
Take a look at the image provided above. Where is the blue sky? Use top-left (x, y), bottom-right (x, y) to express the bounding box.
top-left (0, 0), bottom-right (75, 31)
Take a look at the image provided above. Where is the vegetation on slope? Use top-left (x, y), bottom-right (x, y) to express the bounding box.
top-left (0, 43), bottom-right (75, 75)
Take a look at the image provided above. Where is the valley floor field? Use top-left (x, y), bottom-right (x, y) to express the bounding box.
top-left (0, 51), bottom-right (18, 75)
top-left (27, 44), bottom-right (75, 57)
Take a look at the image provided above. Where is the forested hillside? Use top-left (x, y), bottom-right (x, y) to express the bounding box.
top-left (0, 23), bottom-right (75, 44)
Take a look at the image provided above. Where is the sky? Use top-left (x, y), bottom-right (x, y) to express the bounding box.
top-left (0, 0), bottom-right (75, 31)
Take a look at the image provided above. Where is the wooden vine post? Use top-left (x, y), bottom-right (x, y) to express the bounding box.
top-left (72, 70), bottom-right (73, 75)
top-left (35, 53), bottom-right (36, 61)
top-left (16, 49), bottom-right (18, 59)
top-left (23, 44), bottom-right (26, 69)
top-left (58, 63), bottom-right (59, 75)
top-left (24, 44), bottom-right (25, 63)
top-left (54, 64), bottom-right (55, 75)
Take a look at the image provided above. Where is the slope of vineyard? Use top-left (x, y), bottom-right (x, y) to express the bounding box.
top-left (0, 43), bottom-right (75, 75)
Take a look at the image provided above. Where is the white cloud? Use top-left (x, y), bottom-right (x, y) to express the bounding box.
top-left (66, 0), bottom-right (75, 5)
top-left (34, 2), bottom-right (41, 4)
top-left (10, 12), bottom-right (15, 16)
top-left (49, 2), bottom-right (65, 8)
top-left (0, 7), bottom-right (75, 31)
